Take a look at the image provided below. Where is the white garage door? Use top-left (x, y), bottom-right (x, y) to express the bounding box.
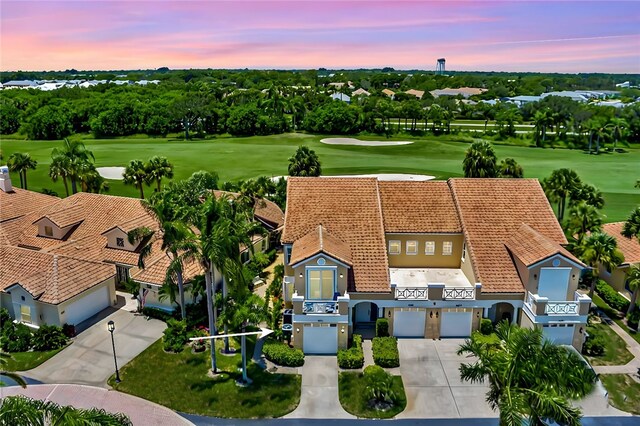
top-left (441, 311), bottom-right (472, 337)
top-left (303, 326), bottom-right (338, 354)
top-left (65, 285), bottom-right (110, 325)
top-left (543, 325), bottom-right (574, 345)
top-left (393, 310), bottom-right (426, 337)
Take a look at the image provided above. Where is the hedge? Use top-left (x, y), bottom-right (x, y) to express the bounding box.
top-left (262, 339), bottom-right (305, 367)
top-left (372, 336), bottom-right (400, 368)
top-left (480, 318), bottom-right (493, 335)
top-left (337, 334), bottom-right (364, 369)
top-left (32, 325), bottom-right (68, 351)
top-left (143, 306), bottom-right (176, 323)
top-left (376, 318), bottom-right (389, 337)
top-left (595, 280), bottom-right (630, 313)
top-left (628, 309), bottom-right (640, 330)
top-left (163, 319), bottom-right (188, 353)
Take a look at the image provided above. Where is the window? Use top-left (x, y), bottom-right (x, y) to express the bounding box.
top-left (20, 305), bottom-right (31, 324)
top-left (406, 241), bottom-right (418, 255)
top-left (116, 237), bottom-right (125, 247)
top-left (462, 243), bottom-right (467, 262)
top-left (307, 269), bottom-right (335, 300)
top-left (388, 240), bottom-right (401, 255)
top-left (116, 265), bottom-right (129, 284)
top-left (44, 226), bottom-right (53, 237)
top-left (241, 250), bottom-right (250, 264)
top-left (443, 241), bottom-right (453, 255)
top-left (284, 245), bottom-right (292, 265)
top-left (425, 241), bottom-right (435, 255)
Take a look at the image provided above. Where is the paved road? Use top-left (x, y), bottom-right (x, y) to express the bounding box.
top-left (23, 301), bottom-right (164, 387)
top-left (284, 356), bottom-right (353, 419)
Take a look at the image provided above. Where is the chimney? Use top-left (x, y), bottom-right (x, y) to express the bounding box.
top-left (0, 166), bottom-right (13, 193)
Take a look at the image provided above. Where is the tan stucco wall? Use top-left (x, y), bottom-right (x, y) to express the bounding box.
top-left (600, 266), bottom-right (629, 295)
top-left (460, 241), bottom-right (477, 284)
top-left (386, 234), bottom-right (463, 268)
top-left (472, 308), bottom-right (483, 332)
top-left (291, 257), bottom-right (349, 298)
top-left (520, 310), bottom-right (535, 329)
top-left (527, 257), bottom-right (581, 300)
top-left (36, 217), bottom-right (73, 240)
top-left (512, 256), bottom-right (530, 289)
top-left (104, 228), bottom-right (139, 252)
top-left (142, 282), bottom-right (197, 310)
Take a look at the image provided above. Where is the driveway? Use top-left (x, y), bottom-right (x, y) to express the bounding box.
top-left (24, 297), bottom-right (164, 387)
top-left (284, 356), bottom-right (354, 419)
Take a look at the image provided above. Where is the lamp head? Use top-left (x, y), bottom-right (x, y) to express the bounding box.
top-left (107, 320), bottom-right (115, 332)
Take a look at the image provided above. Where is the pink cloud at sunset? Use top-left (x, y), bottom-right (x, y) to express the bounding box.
top-left (1, 1), bottom-right (638, 72)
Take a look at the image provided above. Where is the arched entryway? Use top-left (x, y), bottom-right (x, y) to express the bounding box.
top-left (491, 302), bottom-right (515, 324)
top-left (353, 302), bottom-right (379, 339)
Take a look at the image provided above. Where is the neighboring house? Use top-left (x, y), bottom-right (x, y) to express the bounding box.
top-left (601, 222), bottom-right (640, 299)
top-left (2, 80), bottom-right (38, 89)
top-left (405, 89), bottom-right (425, 99)
top-left (509, 95), bottom-right (542, 107)
top-left (430, 87), bottom-right (487, 98)
top-left (541, 91), bottom-right (588, 102)
top-left (330, 93), bottom-right (351, 103)
top-left (381, 88), bottom-right (395, 98)
top-left (352, 88), bottom-right (370, 97)
top-left (282, 178), bottom-right (590, 354)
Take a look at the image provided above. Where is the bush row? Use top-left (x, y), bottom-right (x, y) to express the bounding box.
top-left (1, 316), bottom-right (68, 353)
top-left (337, 334), bottom-right (364, 369)
top-left (595, 280), bottom-right (630, 313)
top-left (372, 336), bottom-right (400, 368)
top-left (143, 306), bottom-right (176, 322)
top-left (262, 339), bottom-right (305, 367)
top-left (628, 309), bottom-right (640, 330)
top-left (376, 318), bottom-right (389, 337)
top-left (163, 319), bottom-right (188, 353)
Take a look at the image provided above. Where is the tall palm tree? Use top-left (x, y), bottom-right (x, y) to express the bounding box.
top-left (51, 138), bottom-right (95, 194)
top-left (565, 202), bottom-right (603, 241)
top-left (123, 159), bottom-right (148, 199)
top-left (49, 153), bottom-right (71, 196)
top-left (7, 152), bottom-right (37, 190)
top-left (0, 395), bottom-right (132, 425)
top-left (622, 207), bottom-right (640, 242)
top-left (145, 156), bottom-right (174, 192)
top-left (288, 146), bottom-right (322, 177)
top-left (462, 140), bottom-right (498, 178)
top-left (457, 321), bottom-right (595, 426)
top-left (575, 232), bottom-right (625, 298)
top-left (542, 168), bottom-right (582, 221)
top-left (625, 265), bottom-right (640, 315)
top-left (533, 109), bottom-right (554, 146)
top-left (606, 117), bottom-right (628, 151)
top-left (497, 158), bottom-right (524, 178)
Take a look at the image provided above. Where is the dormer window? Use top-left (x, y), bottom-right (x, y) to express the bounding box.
top-left (44, 226), bottom-right (53, 237)
top-left (116, 237), bottom-right (125, 248)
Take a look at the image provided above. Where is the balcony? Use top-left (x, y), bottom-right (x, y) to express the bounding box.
top-left (390, 268), bottom-right (478, 301)
top-left (292, 292), bottom-right (350, 316)
top-left (443, 287), bottom-right (475, 300)
top-left (395, 287), bottom-right (428, 300)
top-left (526, 291), bottom-right (591, 317)
top-left (303, 301), bottom-right (338, 314)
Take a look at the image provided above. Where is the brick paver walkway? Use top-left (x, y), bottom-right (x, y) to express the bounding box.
top-left (0, 384), bottom-right (193, 426)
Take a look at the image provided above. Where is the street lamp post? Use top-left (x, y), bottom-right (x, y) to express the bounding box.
top-left (107, 320), bottom-right (121, 383)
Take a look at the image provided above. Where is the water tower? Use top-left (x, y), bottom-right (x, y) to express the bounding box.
top-left (436, 58), bottom-right (446, 75)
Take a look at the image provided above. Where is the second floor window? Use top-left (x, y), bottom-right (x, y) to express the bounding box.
top-left (425, 241), bottom-right (435, 255)
top-left (443, 241), bottom-right (453, 256)
top-left (116, 237), bottom-right (125, 247)
top-left (406, 241), bottom-right (418, 255)
top-left (389, 240), bottom-right (401, 255)
top-left (307, 269), bottom-right (335, 300)
top-left (44, 226), bottom-right (53, 237)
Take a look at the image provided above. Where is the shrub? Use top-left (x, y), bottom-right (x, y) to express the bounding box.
top-left (480, 318), bottom-right (493, 335)
top-left (582, 334), bottom-right (605, 357)
top-left (627, 309), bottom-right (640, 330)
top-left (372, 336), bottom-right (400, 368)
top-left (262, 339), bottom-right (305, 367)
top-left (32, 324), bottom-right (68, 351)
top-left (62, 323), bottom-right (76, 338)
top-left (363, 365), bottom-right (396, 407)
top-left (0, 308), bottom-right (10, 328)
top-left (595, 280), bottom-right (630, 313)
top-left (1, 323), bottom-right (32, 352)
top-left (375, 318), bottom-right (389, 337)
top-left (163, 319), bottom-right (188, 353)
top-left (143, 306), bottom-right (176, 323)
top-left (337, 334), bottom-right (364, 369)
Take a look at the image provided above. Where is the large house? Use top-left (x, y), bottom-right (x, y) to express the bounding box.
top-left (281, 177), bottom-right (591, 354)
top-left (600, 222), bottom-right (640, 299)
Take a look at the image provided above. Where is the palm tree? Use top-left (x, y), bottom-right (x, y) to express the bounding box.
top-left (575, 232), bottom-right (625, 298)
top-left (542, 169), bottom-right (582, 221)
top-left (622, 207), bottom-right (640, 242)
top-left (145, 156), bottom-right (174, 192)
top-left (51, 138), bottom-right (95, 194)
top-left (7, 152), bottom-right (37, 190)
top-left (123, 159), bottom-right (148, 199)
top-left (533, 109), bottom-right (554, 146)
top-left (606, 117), bottom-right (628, 151)
top-left (0, 352), bottom-right (26, 388)
top-left (625, 265), bottom-right (640, 315)
top-left (288, 146), bottom-right (322, 177)
top-left (462, 141), bottom-right (498, 178)
top-left (565, 202), bottom-right (603, 241)
top-left (570, 183), bottom-right (604, 210)
top-left (49, 153), bottom-right (71, 196)
top-left (0, 395), bottom-right (132, 425)
top-left (457, 321), bottom-right (596, 426)
top-left (497, 158), bottom-right (524, 178)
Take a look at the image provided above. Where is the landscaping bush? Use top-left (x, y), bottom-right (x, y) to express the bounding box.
top-left (582, 334), bottom-right (606, 357)
top-left (372, 336), bottom-right (399, 368)
top-left (31, 324), bottom-right (68, 351)
top-left (375, 318), bottom-right (389, 337)
top-left (163, 319), bottom-right (188, 353)
top-left (363, 365), bottom-right (397, 408)
top-left (480, 318), bottom-right (493, 335)
top-left (338, 334), bottom-right (364, 369)
top-left (143, 306), bottom-right (176, 323)
top-left (0, 307), bottom-right (10, 328)
top-left (262, 339), bottom-right (304, 367)
top-left (595, 280), bottom-right (630, 313)
top-left (627, 309), bottom-right (640, 330)
top-left (1, 323), bottom-right (32, 352)
top-left (62, 323), bottom-right (76, 338)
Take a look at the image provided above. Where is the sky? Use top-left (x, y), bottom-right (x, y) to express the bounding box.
top-left (1, 1), bottom-right (639, 73)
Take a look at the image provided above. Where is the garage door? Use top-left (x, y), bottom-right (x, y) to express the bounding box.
top-left (303, 326), bottom-right (338, 354)
top-left (393, 310), bottom-right (426, 337)
top-left (543, 325), bottom-right (574, 345)
top-left (64, 285), bottom-right (110, 325)
top-left (440, 311), bottom-right (472, 337)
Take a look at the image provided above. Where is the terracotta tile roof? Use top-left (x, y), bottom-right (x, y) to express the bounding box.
top-left (382, 89), bottom-right (395, 96)
top-left (506, 224), bottom-right (585, 267)
top-left (212, 190), bottom-right (284, 230)
top-left (289, 224), bottom-right (353, 266)
top-left (449, 178), bottom-right (568, 293)
top-left (405, 89), bottom-right (425, 98)
top-left (282, 178), bottom-right (389, 292)
top-left (603, 222), bottom-right (640, 265)
top-left (35, 202), bottom-right (86, 228)
top-left (131, 252), bottom-right (203, 285)
top-left (0, 188), bottom-right (59, 223)
top-left (0, 246), bottom-right (115, 304)
top-left (378, 181), bottom-right (461, 233)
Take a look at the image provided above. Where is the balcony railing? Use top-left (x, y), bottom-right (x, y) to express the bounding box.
top-left (395, 287), bottom-right (428, 300)
top-left (303, 301), bottom-right (338, 314)
top-left (545, 301), bottom-right (579, 315)
top-left (526, 291), bottom-right (590, 317)
top-left (443, 287), bottom-right (475, 300)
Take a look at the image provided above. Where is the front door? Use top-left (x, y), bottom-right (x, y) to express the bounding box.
top-left (116, 265), bottom-right (129, 284)
top-left (356, 303), bottom-right (373, 323)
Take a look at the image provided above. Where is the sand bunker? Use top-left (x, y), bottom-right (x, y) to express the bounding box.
top-left (270, 174), bottom-right (434, 182)
top-left (320, 138), bottom-right (413, 146)
top-left (96, 167), bottom-right (125, 180)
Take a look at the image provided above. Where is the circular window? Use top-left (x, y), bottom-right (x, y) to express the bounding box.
top-left (317, 257), bottom-right (326, 265)
top-left (552, 259), bottom-right (561, 267)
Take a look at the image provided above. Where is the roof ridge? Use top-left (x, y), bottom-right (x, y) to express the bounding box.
top-left (318, 224), bottom-right (324, 251)
top-left (373, 179), bottom-right (390, 286)
top-left (448, 178), bottom-right (482, 284)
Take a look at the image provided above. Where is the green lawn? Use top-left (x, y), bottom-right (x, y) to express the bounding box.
top-left (600, 374), bottom-right (640, 415)
top-left (592, 293), bottom-right (640, 344)
top-left (338, 372), bottom-right (407, 419)
top-left (2, 133), bottom-right (638, 221)
top-left (4, 347), bottom-right (66, 371)
top-left (585, 322), bottom-right (634, 366)
top-left (108, 338), bottom-right (301, 418)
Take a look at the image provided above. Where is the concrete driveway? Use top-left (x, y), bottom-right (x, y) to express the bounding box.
top-left (24, 299), bottom-right (164, 387)
top-left (284, 356), bottom-right (354, 419)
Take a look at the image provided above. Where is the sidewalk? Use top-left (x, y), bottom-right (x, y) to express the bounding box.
top-left (592, 312), bottom-right (640, 377)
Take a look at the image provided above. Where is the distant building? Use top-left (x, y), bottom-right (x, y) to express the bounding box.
top-left (2, 80), bottom-right (38, 89)
top-left (405, 89), bottom-right (425, 99)
top-left (330, 93), bottom-right (351, 103)
top-left (381, 88), bottom-right (395, 98)
top-left (509, 95), bottom-right (542, 107)
top-left (541, 91), bottom-right (588, 102)
top-left (430, 87), bottom-right (487, 99)
top-left (352, 88), bottom-right (371, 97)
